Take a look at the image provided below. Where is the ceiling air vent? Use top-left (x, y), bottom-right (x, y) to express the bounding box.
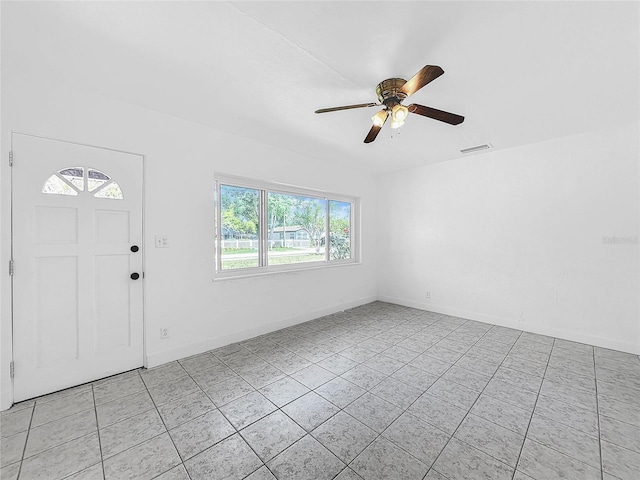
top-left (460, 143), bottom-right (492, 154)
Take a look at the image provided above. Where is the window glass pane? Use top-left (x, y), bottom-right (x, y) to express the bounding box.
top-left (43, 175), bottom-right (78, 196)
top-left (59, 167), bottom-right (84, 191)
top-left (220, 184), bottom-right (260, 270)
top-left (329, 200), bottom-right (351, 260)
top-left (267, 193), bottom-right (326, 266)
top-left (94, 181), bottom-right (124, 200)
top-left (87, 169), bottom-right (110, 192)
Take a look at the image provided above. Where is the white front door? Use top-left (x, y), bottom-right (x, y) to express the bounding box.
top-left (11, 133), bottom-right (144, 402)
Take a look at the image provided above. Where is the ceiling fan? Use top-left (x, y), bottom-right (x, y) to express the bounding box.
top-left (315, 65), bottom-right (464, 143)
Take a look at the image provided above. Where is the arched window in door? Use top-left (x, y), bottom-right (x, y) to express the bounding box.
top-left (43, 167), bottom-right (124, 199)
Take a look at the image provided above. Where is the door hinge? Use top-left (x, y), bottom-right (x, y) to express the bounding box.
top-left (10, 362), bottom-right (14, 379)
top-left (9, 151), bottom-right (13, 166)
top-left (9, 260), bottom-right (14, 276)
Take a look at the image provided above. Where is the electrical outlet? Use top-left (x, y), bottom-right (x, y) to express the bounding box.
top-left (160, 327), bottom-right (169, 339)
top-left (155, 235), bottom-right (169, 248)
top-left (425, 291), bottom-right (431, 299)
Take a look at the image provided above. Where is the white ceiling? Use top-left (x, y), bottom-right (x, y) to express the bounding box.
top-left (3, 1), bottom-right (639, 173)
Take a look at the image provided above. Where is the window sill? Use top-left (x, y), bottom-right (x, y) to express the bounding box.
top-left (212, 259), bottom-right (361, 282)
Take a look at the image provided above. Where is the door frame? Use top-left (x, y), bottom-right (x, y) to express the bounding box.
top-left (5, 131), bottom-right (147, 408)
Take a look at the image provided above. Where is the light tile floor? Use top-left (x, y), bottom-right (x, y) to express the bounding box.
top-left (1, 302), bottom-right (639, 480)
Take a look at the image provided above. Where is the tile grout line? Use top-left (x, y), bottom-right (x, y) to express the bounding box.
top-left (17, 385), bottom-right (94, 430)
top-left (139, 368), bottom-right (193, 480)
top-left (507, 337), bottom-right (554, 480)
top-left (14, 401), bottom-right (35, 480)
top-left (72, 409), bottom-right (178, 480)
top-left (354, 319), bottom-right (483, 478)
top-left (230, 310), bottom-right (423, 479)
top-left (515, 347), bottom-right (609, 476)
top-left (303, 311), bottom-right (431, 480)
top-left (90, 384), bottom-right (107, 480)
top-left (592, 348), bottom-right (605, 480)
top-left (180, 355), bottom-right (275, 479)
top-left (206, 387), bottom-right (271, 479)
top-left (92, 372), bottom-right (169, 475)
top-left (236, 345), bottom-right (350, 480)
top-left (361, 316), bottom-right (500, 471)
top-left (425, 325), bottom-right (528, 479)
top-left (93, 381), bottom-right (152, 427)
top-left (217, 344), bottom-right (352, 480)
top-left (11, 415), bottom-right (109, 472)
top-left (300, 315), bottom-right (513, 478)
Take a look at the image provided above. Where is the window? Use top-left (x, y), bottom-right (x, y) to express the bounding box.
top-left (219, 184), bottom-right (260, 270)
top-left (329, 200), bottom-right (351, 260)
top-left (267, 192), bottom-right (325, 266)
top-left (43, 167), bottom-right (123, 199)
top-left (215, 175), bottom-right (358, 277)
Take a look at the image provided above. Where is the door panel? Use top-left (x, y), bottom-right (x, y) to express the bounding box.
top-left (35, 206), bottom-right (78, 244)
top-left (95, 254), bottom-right (132, 351)
top-left (12, 133), bottom-right (144, 401)
top-left (35, 256), bottom-right (79, 365)
top-left (95, 210), bottom-right (130, 244)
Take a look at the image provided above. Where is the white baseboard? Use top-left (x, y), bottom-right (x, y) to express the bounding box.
top-left (378, 295), bottom-right (640, 355)
top-left (146, 295), bottom-right (378, 368)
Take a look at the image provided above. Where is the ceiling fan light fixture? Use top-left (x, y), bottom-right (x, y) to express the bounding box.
top-left (391, 104), bottom-right (409, 122)
top-left (371, 110), bottom-right (387, 127)
top-left (390, 119), bottom-right (405, 129)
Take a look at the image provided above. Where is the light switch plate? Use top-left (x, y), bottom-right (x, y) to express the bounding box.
top-left (155, 235), bottom-right (169, 248)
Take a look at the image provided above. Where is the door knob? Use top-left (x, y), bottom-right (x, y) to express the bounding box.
top-left (130, 272), bottom-right (140, 280)
top-left (130, 245), bottom-right (139, 252)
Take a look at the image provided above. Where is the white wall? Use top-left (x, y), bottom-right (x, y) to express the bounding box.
top-left (0, 72), bottom-right (379, 409)
top-left (378, 122), bottom-right (640, 354)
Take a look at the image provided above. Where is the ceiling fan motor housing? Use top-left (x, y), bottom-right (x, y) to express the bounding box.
top-left (376, 78), bottom-right (408, 107)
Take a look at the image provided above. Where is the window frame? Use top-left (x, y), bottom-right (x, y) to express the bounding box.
top-left (214, 173), bottom-right (359, 280)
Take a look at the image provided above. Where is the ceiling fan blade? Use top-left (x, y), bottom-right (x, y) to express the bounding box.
top-left (408, 104), bottom-right (465, 125)
top-left (399, 65), bottom-right (444, 97)
top-left (364, 110), bottom-right (388, 143)
top-left (315, 102), bottom-right (378, 114)
top-left (364, 125), bottom-right (383, 144)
